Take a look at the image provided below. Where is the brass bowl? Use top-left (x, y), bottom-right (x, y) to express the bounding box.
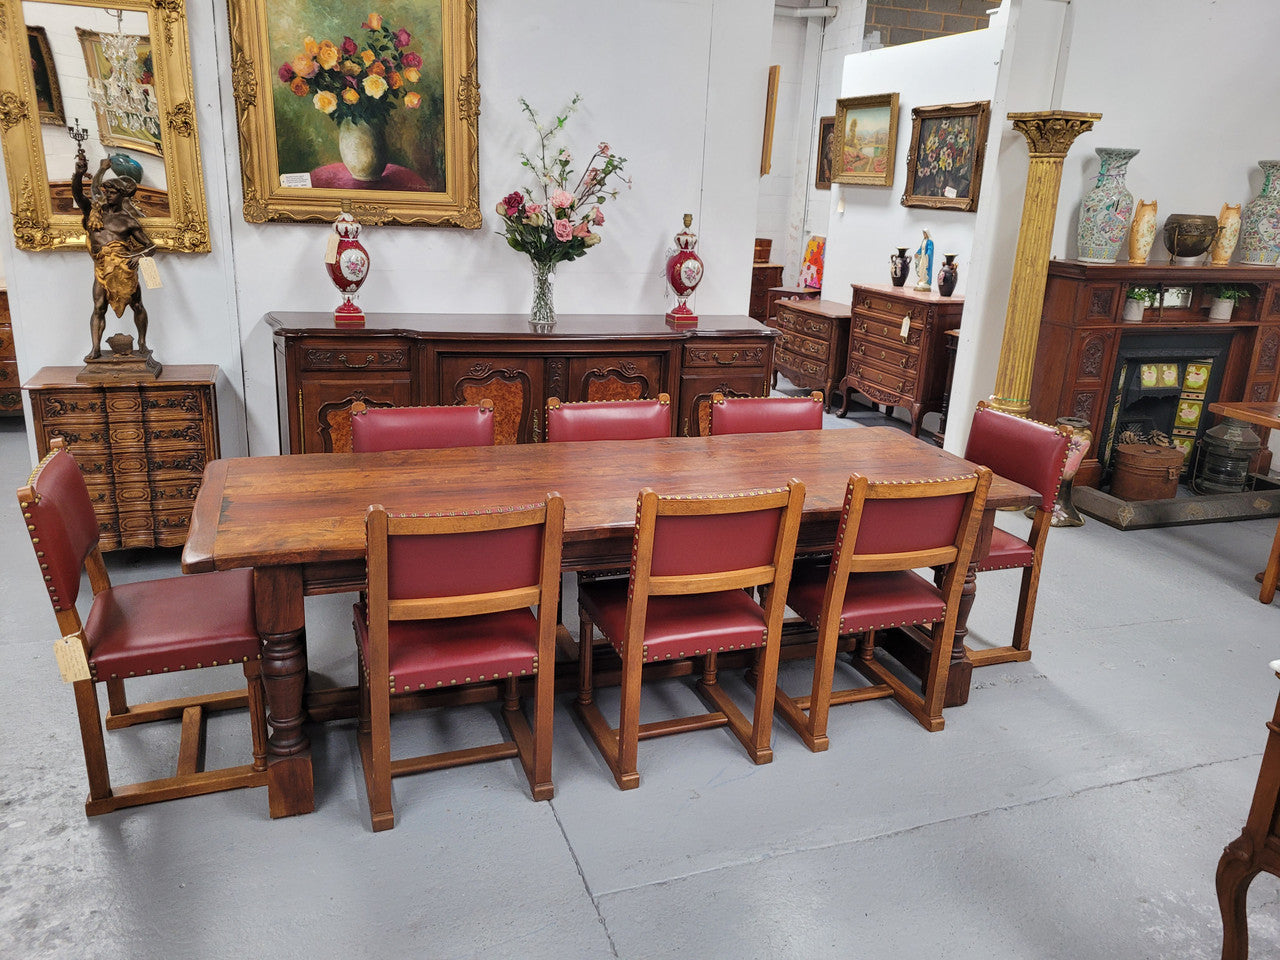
top-left (1162, 214), bottom-right (1219, 259)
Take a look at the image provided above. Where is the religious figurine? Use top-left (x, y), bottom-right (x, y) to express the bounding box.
top-left (913, 229), bottom-right (934, 292)
top-left (72, 149), bottom-right (156, 364)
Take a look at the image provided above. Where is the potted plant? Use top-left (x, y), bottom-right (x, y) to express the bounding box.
top-left (1204, 284), bottom-right (1252, 321)
top-left (1123, 285), bottom-right (1158, 322)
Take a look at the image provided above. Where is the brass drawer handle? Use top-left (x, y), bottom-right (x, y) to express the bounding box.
top-left (339, 353), bottom-right (375, 369)
top-left (713, 351), bottom-right (740, 366)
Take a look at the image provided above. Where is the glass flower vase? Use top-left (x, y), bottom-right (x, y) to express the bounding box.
top-left (530, 260), bottom-right (556, 330)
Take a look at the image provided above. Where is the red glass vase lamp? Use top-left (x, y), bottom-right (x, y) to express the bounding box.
top-left (328, 205), bottom-right (370, 328)
top-left (665, 213), bottom-right (704, 327)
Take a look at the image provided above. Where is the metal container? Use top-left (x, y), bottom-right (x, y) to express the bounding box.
top-left (1111, 443), bottom-right (1184, 501)
top-left (1192, 418), bottom-right (1261, 494)
top-left (1162, 214), bottom-right (1219, 260)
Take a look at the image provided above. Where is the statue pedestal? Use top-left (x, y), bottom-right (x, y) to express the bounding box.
top-left (77, 335), bottom-right (161, 382)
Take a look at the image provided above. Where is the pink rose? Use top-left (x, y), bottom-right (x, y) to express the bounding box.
top-left (598, 142), bottom-right (611, 156)
top-left (549, 189), bottom-right (574, 210)
top-left (394, 27), bottom-right (411, 48)
top-left (277, 62), bottom-right (295, 83)
top-left (341, 36), bottom-right (358, 56)
top-left (553, 218), bottom-right (573, 241)
top-left (591, 207), bottom-right (604, 226)
top-left (572, 221), bottom-right (590, 238)
top-left (401, 51), bottom-right (422, 69)
top-left (524, 202), bottom-right (543, 216)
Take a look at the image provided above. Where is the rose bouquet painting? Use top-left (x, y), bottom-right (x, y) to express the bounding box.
top-left (275, 12), bottom-right (426, 183)
top-left (495, 95), bottom-right (630, 326)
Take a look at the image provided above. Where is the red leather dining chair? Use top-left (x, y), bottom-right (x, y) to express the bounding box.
top-left (708, 391), bottom-right (824, 435)
top-left (16, 440), bottom-right (268, 816)
top-left (961, 401), bottom-right (1070, 667)
top-left (773, 468), bottom-right (992, 749)
top-left (354, 495), bottom-right (564, 831)
top-left (574, 481), bottom-right (805, 790)
top-left (350, 399), bottom-right (496, 452)
top-left (545, 394), bottom-right (672, 442)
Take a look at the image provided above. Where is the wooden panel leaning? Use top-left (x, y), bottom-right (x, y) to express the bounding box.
top-left (16, 438), bottom-right (268, 816)
top-left (575, 481), bottom-right (805, 790)
top-left (772, 467), bottom-right (992, 749)
top-left (355, 495), bottom-right (564, 831)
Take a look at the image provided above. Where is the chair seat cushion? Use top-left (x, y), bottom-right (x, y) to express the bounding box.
top-left (579, 579), bottom-right (767, 663)
top-left (353, 603), bottom-right (540, 692)
top-left (787, 560), bottom-right (946, 635)
top-left (84, 568), bottom-right (259, 679)
top-left (977, 527), bottom-right (1034, 572)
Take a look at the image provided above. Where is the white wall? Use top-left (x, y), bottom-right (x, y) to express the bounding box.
top-left (4, 0), bottom-right (775, 458)
top-left (755, 14), bottom-right (808, 258)
top-left (823, 11), bottom-right (1006, 314)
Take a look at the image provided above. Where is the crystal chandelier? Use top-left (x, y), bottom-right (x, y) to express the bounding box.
top-left (86, 10), bottom-right (160, 143)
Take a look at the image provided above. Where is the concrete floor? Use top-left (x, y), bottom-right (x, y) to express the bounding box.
top-left (4, 400), bottom-right (1280, 960)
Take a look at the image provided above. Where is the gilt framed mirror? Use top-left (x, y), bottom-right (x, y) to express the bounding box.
top-left (0, 0), bottom-right (209, 251)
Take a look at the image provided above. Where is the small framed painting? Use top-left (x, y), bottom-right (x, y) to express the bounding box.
top-left (27, 26), bottom-right (64, 125)
top-left (832, 93), bottom-right (898, 187)
top-left (815, 115), bottom-right (834, 190)
top-left (901, 101), bottom-right (990, 212)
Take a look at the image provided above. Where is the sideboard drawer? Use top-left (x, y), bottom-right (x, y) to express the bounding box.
top-left (299, 339), bottom-right (412, 372)
top-left (682, 342), bottom-right (770, 370)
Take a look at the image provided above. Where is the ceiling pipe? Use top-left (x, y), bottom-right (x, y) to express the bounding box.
top-left (774, 5), bottom-right (838, 19)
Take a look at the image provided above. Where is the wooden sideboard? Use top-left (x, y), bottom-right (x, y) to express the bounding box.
top-left (0, 292), bottom-right (19, 416)
top-left (23, 365), bottom-right (220, 550)
top-left (837, 284), bottom-right (963, 438)
top-left (772, 299), bottom-right (850, 409)
top-left (1030, 260), bottom-right (1280, 487)
top-left (269, 313), bottom-right (777, 452)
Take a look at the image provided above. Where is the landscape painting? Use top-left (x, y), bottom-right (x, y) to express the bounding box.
top-left (833, 93), bottom-right (897, 187)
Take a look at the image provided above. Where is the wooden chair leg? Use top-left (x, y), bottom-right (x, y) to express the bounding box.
top-left (365, 677), bottom-right (394, 832)
top-left (919, 623), bottom-right (951, 731)
top-left (805, 621), bottom-right (842, 752)
top-left (614, 643), bottom-right (643, 791)
top-left (748, 642), bottom-right (780, 764)
top-left (1012, 561), bottom-right (1041, 652)
top-left (1260, 515), bottom-right (1280, 604)
top-left (74, 679), bottom-right (112, 805)
top-left (105, 677), bottom-right (129, 720)
top-left (244, 660), bottom-right (268, 773)
top-left (577, 610), bottom-right (595, 706)
top-left (530, 663), bottom-right (555, 801)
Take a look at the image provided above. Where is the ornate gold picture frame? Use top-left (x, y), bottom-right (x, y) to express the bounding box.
top-left (0, 0), bottom-right (209, 252)
top-left (227, 0), bottom-right (480, 227)
top-left (901, 101), bottom-right (990, 212)
top-left (833, 93), bottom-right (898, 187)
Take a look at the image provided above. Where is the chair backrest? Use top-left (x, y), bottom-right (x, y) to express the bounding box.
top-left (964, 401), bottom-right (1069, 512)
top-left (708, 392), bottom-right (824, 435)
top-left (545, 394), bottom-right (672, 442)
top-left (16, 440), bottom-right (104, 629)
top-left (364, 496), bottom-right (564, 628)
top-left (350, 400), bottom-right (496, 453)
top-left (623, 481), bottom-right (805, 641)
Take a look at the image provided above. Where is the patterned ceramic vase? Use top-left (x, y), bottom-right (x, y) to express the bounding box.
top-left (1240, 161), bottom-right (1280, 266)
top-left (665, 214), bottom-right (704, 326)
top-left (1210, 203), bottom-right (1242, 266)
top-left (937, 254), bottom-right (959, 297)
top-left (328, 209), bottom-right (370, 328)
top-left (1047, 417), bottom-right (1093, 527)
top-left (1077, 147), bottom-right (1138, 263)
top-left (889, 247), bottom-right (910, 287)
top-left (1127, 199), bottom-right (1158, 264)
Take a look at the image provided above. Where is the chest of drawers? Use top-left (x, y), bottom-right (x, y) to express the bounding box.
top-left (838, 285), bottom-right (963, 438)
top-left (749, 263), bottom-right (783, 322)
top-left (23, 365), bottom-right (220, 550)
top-left (0, 292), bottom-right (19, 416)
top-left (771, 299), bottom-right (850, 409)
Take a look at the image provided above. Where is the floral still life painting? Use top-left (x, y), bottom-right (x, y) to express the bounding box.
top-left (902, 101), bottom-right (990, 212)
top-left (495, 95), bottom-right (630, 325)
top-left (229, 0), bottom-right (478, 225)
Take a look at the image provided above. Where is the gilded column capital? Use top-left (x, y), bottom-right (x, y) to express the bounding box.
top-left (1007, 111), bottom-right (1101, 158)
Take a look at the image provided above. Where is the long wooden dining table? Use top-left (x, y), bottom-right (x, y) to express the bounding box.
top-left (182, 428), bottom-right (1037, 817)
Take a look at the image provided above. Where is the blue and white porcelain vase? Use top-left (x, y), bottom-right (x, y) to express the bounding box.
top-left (1240, 160), bottom-right (1280, 266)
top-left (1076, 147), bottom-right (1138, 263)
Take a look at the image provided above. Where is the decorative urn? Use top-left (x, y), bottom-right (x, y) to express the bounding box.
top-left (328, 206), bottom-right (370, 327)
top-left (665, 213), bottom-right (704, 326)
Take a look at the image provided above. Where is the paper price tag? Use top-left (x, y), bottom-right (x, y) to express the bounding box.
top-left (138, 256), bottom-right (161, 289)
top-left (943, 186), bottom-right (958, 199)
top-left (324, 232), bottom-right (340, 264)
top-left (54, 633), bottom-right (91, 683)
top-left (900, 315), bottom-right (911, 340)
top-left (280, 172), bottom-right (313, 188)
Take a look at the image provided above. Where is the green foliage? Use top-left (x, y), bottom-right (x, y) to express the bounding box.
top-left (1204, 284), bottom-right (1254, 303)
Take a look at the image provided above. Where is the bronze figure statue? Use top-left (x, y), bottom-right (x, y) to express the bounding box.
top-left (71, 151), bottom-right (156, 361)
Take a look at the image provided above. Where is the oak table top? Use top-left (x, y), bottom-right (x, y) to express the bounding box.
top-left (1208, 401), bottom-right (1280, 431)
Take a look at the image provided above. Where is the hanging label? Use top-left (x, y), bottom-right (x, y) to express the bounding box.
top-left (324, 232), bottom-right (340, 264)
top-left (900, 315), bottom-right (911, 340)
top-left (836, 193), bottom-right (846, 214)
top-left (138, 256), bottom-right (161, 289)
top-left (54, 633), bottom-right (91, 683)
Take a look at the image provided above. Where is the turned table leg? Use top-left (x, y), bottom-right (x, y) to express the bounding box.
top-left (254, 565), bottom-right (315, 818)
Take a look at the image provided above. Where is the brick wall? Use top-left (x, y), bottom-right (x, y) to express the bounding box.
top-left (864, 0), bottom-right (993, 47)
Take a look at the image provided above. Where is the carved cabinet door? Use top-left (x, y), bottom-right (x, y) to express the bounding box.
top-left (299, 377), bottom-right (412, 453)
top-left (437, 355), bottom-right (546, 444)
top-left (562, 353), bottom-right (668, 403)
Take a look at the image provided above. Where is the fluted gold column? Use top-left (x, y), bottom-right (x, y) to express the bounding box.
top-left (988, 111), bottom-right (1101, 415)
